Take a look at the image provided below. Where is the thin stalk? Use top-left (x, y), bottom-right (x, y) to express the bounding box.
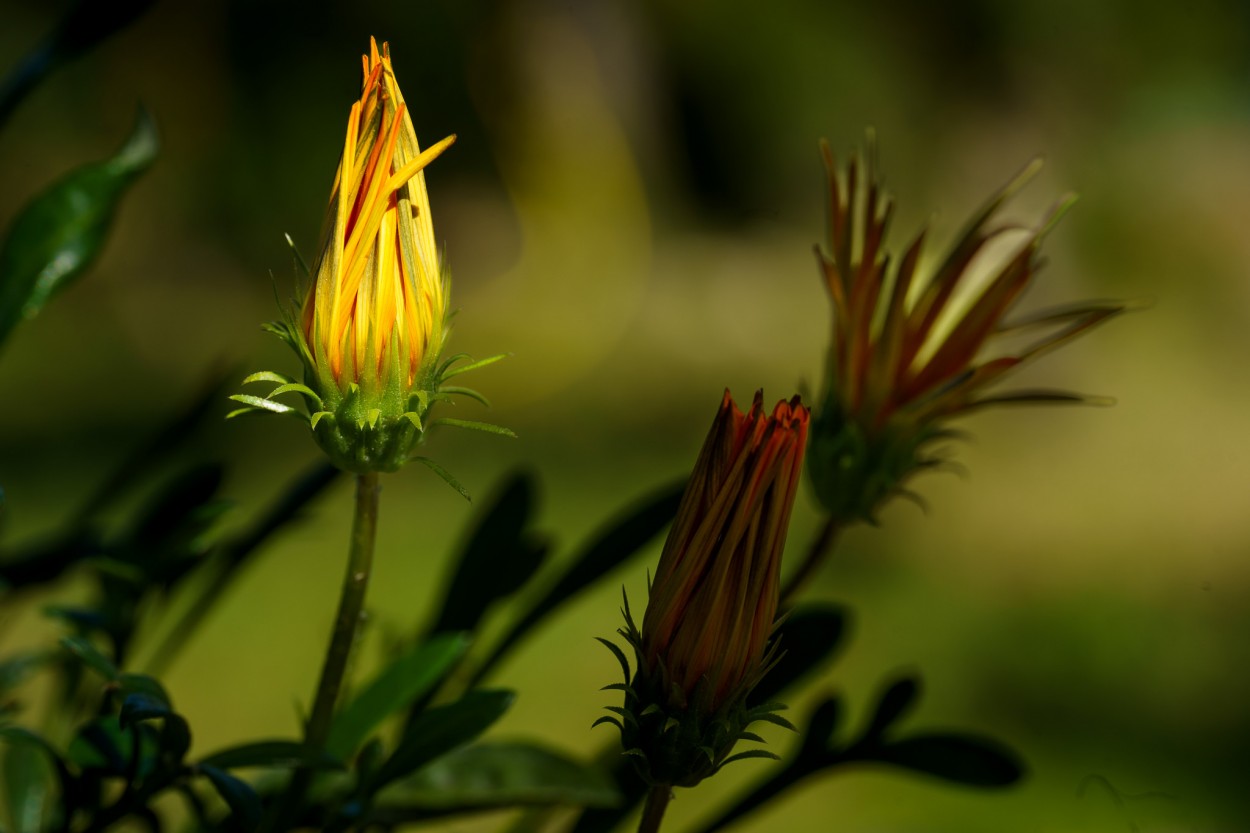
top-left (780, 516), bottom-right (840, 603)
top-left (269, 471), bottom-right (380, 831)
top-left (637, 785), bottom-right (672, 833)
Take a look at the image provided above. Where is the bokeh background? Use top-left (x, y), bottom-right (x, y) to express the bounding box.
top-left (3, 1), bottom-right (1250, 830)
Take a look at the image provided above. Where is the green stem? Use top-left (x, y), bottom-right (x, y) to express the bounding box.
top-left (780, 516), bottom-right (840, 604)
top-left (304, 470), bottom-right (380, 748)
top-left (637, 785), bottom-right (672, 833)
top-left (270, 471), bottom-right (380, 830)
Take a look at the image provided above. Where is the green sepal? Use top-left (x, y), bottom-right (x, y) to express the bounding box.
top-left (592, 715), bottom-right (624, 732)
top-left (412, 456), bottom-right (471, 501)
top-left (440, 386), bottom-right (491, 406)
top-left (268, 383), bottom-right (323, 407)
top-left (242, 370), bottom-right (295, 386)
top-left (227, 394), bottom-right (308, 422)
top-left (595, 637), bottom-right (632, 685)
top-left (434, 418), bottom-right (517, 438)
top-left (715, 748), bottom-right (780, 772)
top-left (439, 352), bottom-right (508, 380)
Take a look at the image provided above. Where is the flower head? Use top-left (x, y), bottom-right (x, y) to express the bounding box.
top-left (809, 139), bottom-right (1125, 524)
top-left (299, 37), bottom-right (453, 400)
top-left (600, 391), bottom-right (809, 787)
top-left (232, 39), bottom-right (507, 475)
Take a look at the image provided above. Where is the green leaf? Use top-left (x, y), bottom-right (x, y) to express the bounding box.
top-left (0, 0), bottom-right (157, 128)
top-left (119, 693), bottom-right (191, 765)
top-left (116, 673), bottom-right (172, 706)
top-left (0, 107), bottom-right (158, 349)
top-left (326, 633), bottom-right (470, 759)
top-left (198, 740), bottom-right (341, 771)
top-left (751, 604), bottom-right (849, 706)
top-left (59, 635), bottom-right (117, 679)
top-left (864, 676), bottom-right (920, 739)
top-left (0, 653), bottom-right (46, 695)
top-left (3, 739), bottom-right (50, 833)
top-left (868, 733), bottom-right (1024, 787)
top-left (370, 689), bottom-right (515, 791)
top-left (476, 481), bottom-right (683, 683)
top-left (0, 727), bottom-right (73, 833)
top-left (379, 742), bottom-right (619, 810)
top-left (199, 764), bottom-right (262, 829)
top-left (426, 472), bottom-right (546, 635)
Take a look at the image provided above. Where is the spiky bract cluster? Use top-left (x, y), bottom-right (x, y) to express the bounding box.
top-left (810, 138), bottom-right (1125, 523)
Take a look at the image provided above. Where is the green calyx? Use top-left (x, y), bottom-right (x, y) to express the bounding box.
top-left (594, 595), bottom-right (791, 788)
top-left (807, 388), bottom-right (958, 525)
top-left (229, 316), bottom-right (512, 479)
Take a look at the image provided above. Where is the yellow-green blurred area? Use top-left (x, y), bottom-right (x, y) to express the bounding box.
top-left (2, 0), bottom-right (1249, 830)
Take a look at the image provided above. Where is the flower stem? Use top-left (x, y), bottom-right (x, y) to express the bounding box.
top-left (780, 516), bottom-right (840, 603)
top-left (638, 785), bottom-right (673, 833)
top-left (305, 470), bottom-right (380, 747)
top-left (270, 471), bottom-right (380, 830)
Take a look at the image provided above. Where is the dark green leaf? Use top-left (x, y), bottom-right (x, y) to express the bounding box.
top-left (427, 471), bottom-right (546, 635)
top-left (327, 633), bottom-right (470, 759)
top-left (869, 733), bottom-right (1024, 787)
top-left (117, 673), bottom-right (172, 706)
top-left (477, 481), bottom-right (683, 683)
top-left (751, 603), bottom-right (850, 706)
top-left (145, 460), bottom-right (339, 674)
top-left (0, 107), bottom-right (158, 348)
top-left (68, 719), bottom-right (127, 773)
top-left (371, 689), bottom-right (515, 790)
top-left (119, 693), bottom-right (170, 728)
top-left (75, 366), bottom-right (238, 523)
top-left (43, 605), bottom-right (109, 632)
top-left (0, 727), bottom-right (72, 832)
top-left (864, 676), bottom-right (919, 739)
top-left (198, 740), bottom-right (341, 771)
top-left (126, 464), bottom-right (224, 558)
top-left (0, 652), bottom-right (47, 695)
top-left (0, 0), bottom-right (157, 128)
top-left (120, 693), bottom-right (191, 765)
top-left (382, 742), bottom-right (619, 810)
top-left (0, 528), bottom-right (98, 589)
top-left (569, 760), bottom-right (648, 833)
top-left (799, 696), bottom-right (843, 758)
top-left (199, 764), bottom-right (262, 829)
top-left (59, 635), bottom-right (117, 679)
top-left (3, 739), bottom-right (50, 833)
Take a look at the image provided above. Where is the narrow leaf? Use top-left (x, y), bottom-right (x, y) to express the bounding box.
top-left (199, 764), bottom-right (262, 829)
top-left (59, 635), bottom-right (117, 679)
top-left (426, 471), bottom-right (545, 635)
top-left (380, 742), bottom-right (619, 809)
top-left (864, 676), bottom-right (920, 739)
top-left (198, 740), bottom-right (341, 771)
top-left (326, 633), bottom-right (470, 759)
top-left (868, 733), bottom-right (1024, 787)
top-left (371, 689), bottom-right (515, 790)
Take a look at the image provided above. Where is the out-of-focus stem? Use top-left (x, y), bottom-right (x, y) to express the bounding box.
top-left (637, 785), bottom-right (672, 833)
top-left (780, 516), bottom-right (840, 603)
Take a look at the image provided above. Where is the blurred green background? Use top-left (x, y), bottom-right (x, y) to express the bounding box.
top-left (3, 0), bottom-right (1250, 830)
